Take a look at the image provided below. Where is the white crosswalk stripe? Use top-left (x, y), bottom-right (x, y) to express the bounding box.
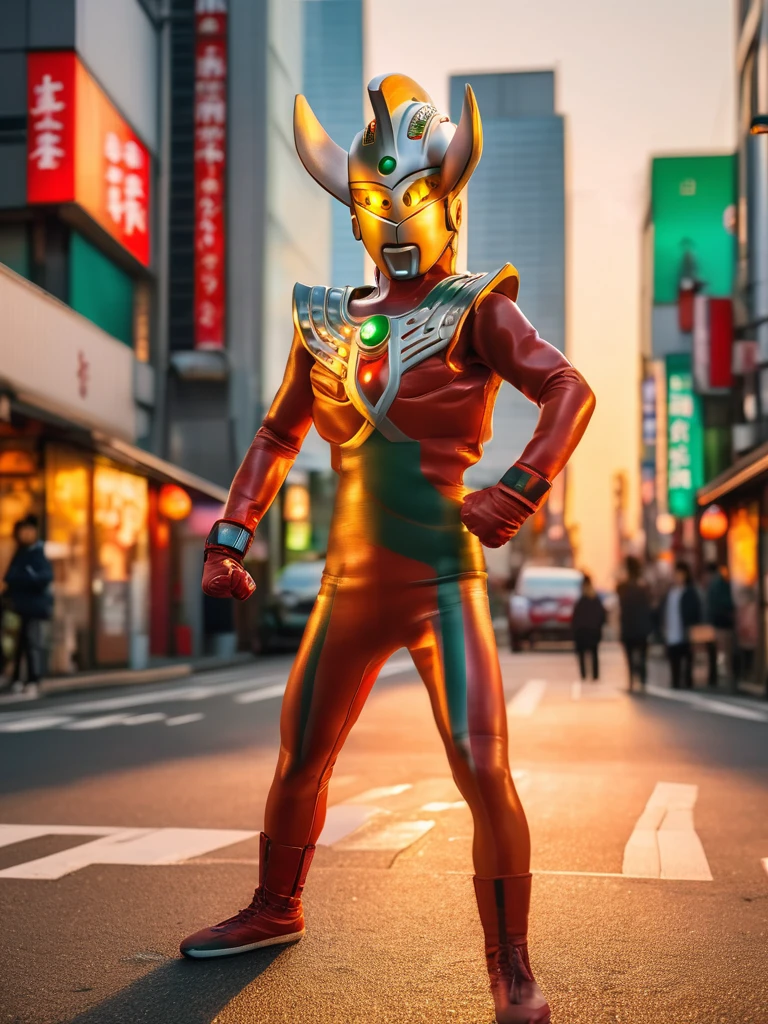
top-left (623, 782), bottom-right (712, 881)
top-left (63, 714), bottom-right (133, 731)
top-left (0, 776), bottom-right (723, 883)
top-left (0, 715), bottom-right (74, 732)
top-left (0, 826), bottom-right (257, 880)
top-left (165, 713), bottom-right (204, 726)
top-left (646, 685), bottom-right (768, 722)
top-left (507, 679), bottom-right (547, 717)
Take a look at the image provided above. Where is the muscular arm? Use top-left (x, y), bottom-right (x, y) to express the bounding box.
top-left (222, 330), bottom-right (315, 529)
top-left (460, 293), bottom-right (594, 548)
top-left (472, 292), bottom-right (595, 482)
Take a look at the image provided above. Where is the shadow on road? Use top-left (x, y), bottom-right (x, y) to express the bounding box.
top-left (67, 948), bottom-right (286, 1024)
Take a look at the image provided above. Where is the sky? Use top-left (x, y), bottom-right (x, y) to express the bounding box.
top-left (364, 0), bottom-right (736, 586)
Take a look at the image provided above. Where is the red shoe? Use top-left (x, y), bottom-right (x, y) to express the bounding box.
top-left (474, 874), bottom-right (551, 1024)
top-left (180, 833), bottom-right (315, 959)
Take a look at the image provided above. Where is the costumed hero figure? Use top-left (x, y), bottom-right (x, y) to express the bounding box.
top-left (181, 74), bottom-right (595, 1024)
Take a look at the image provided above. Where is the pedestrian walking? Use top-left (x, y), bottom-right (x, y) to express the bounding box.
top-left (704, 563), bottom-right (735, 688)
top-left (659, 561), bottom-right (702, 689)
top-left (572, 574), bottom-right (606, 681)
top-left (617, 556), bottom-right (653, 692)
top-left (2, 515), bottom-right (53, 697)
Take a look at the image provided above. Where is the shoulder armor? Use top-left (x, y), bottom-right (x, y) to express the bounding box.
top-left (440, 264), bottom-right (519, 370)
top-left (293, 283), bottom-right (355, 379)
top-left (293, 264), bottom-right (518, 380)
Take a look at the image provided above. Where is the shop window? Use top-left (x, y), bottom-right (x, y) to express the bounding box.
top-left (69, 232), bottom-right (134, 346)
top-left (93, 463), bottom-right (149, 666)
top-left (728, 503), bottom-right (759, 685)
top-left (45, 446), bottom-right (91, 674)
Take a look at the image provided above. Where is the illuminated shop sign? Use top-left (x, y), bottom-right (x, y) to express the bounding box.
top-left (194, 0), bottom-right (228, 348)
top-left (27, 52), bottom-right (151, 267)
top-left (666, 354), bottom-right (705, 519)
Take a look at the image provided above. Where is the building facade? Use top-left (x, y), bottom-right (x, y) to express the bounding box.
top-left (690, 2), bottom-right (768, 697)
top-left (0, 0), bottom-right (326, 675)
top-left (302, 0), bottom-right (364, 288)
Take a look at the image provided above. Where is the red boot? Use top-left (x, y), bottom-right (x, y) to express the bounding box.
top-left (180, 833), bottom-right (315, 959)
top-left (473, 874), bottom-right (551, 1024)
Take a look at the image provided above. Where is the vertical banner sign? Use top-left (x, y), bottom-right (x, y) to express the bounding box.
top-left (692, 293), bottom-right (710, 393)
top-left (666, 354), bottom-right (705, 519)
top-left (641, 377), bottom-right (657, 449)
top-left (194, 0), bottom-right (228, 349)
top-left (27, 52), bottom-right (76, 203)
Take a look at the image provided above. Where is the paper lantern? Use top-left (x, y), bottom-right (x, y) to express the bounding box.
top-left (159, 484), bottom-right (192, 521)
top-left (699, 504), bottom-right (728, 541)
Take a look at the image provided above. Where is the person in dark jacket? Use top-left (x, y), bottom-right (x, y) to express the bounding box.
top-left (704, 563), bottom-right (735, 688)
top-left (659, 561), bottom-right (702, 689)
top-left (617, 556), bottom-right (654, 691)
top-left (2, 515), bottom-right (52, 696)
top-left (572, 574), bottom-right (606, 681)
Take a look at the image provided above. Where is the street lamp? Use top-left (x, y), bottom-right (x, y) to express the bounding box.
top-left (750, 114), bottom-right (768, 134)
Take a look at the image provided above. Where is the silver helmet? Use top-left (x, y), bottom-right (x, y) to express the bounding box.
top-left (294, 73), bottom-right (482, 280)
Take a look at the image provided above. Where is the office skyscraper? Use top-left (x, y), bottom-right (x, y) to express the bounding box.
top-left (303, 0), bottom-right (364, 286)
top-left (450, 72), bottom-right (565, 485)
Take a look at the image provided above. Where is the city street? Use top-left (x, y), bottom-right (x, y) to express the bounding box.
top-left (1, 645), bottom-right (766, 1024)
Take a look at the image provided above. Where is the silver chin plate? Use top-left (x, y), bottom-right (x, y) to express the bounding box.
top-left (382, 244), bottom-right (421, 279)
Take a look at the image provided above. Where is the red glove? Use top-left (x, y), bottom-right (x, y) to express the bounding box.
top-left (202, 546), bottom-right (256, 601)
top-left (460, 483), bottom-right (535, 548)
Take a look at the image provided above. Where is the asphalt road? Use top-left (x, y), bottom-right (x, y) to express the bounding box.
top-left (0, 644), bottom-right (766, 1024)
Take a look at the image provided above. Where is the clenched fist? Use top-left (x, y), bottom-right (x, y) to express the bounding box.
top-left (202, 547), bottom-right (256, 601)
top-left (460, 483), bottom-right (533, 548)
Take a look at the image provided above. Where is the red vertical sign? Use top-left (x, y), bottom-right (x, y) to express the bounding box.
top-left (27, 52), bottom-right (76, 203)
top-left (194, 0), bottom-right (227, 349)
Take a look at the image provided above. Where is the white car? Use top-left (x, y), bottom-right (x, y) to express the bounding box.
top-left (508, 566), bottom-right (584, 651)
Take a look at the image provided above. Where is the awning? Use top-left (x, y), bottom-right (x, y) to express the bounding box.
top-left (92, 433), bottom-right (228, 503)
top-left (3, 388), bottom-right (228, 504)
top-left (697, 438), bottom-right (768, 505)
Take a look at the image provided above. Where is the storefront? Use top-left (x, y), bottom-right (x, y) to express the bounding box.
top-left (0, 420), bottom-right (227, 676)
top-left (698, 442), bottom-right (768, 697)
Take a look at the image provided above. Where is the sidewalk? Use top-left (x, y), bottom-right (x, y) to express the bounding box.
top-left (643, 647), bottom-right (768, 719)
top-left (0, 651), bottom-right (255, 704)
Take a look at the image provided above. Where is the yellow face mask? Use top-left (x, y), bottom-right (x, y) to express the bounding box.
top-left (294, 74), bottom-right (482, 280)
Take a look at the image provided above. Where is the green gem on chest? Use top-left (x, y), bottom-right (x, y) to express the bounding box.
top-left (358, 314), bottom-right (391, 350)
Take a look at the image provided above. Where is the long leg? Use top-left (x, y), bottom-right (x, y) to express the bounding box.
top-left (264, 578), bottom-right (396, 848)
top-left (408, 574), bottom-right (530, 877)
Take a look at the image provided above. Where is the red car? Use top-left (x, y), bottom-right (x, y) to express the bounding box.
top-left (507, 566), bottom-right (584, 651)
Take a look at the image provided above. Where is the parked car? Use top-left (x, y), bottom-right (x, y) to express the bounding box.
top-left (258, 559), bottom-right (325, 652)
top-left (508, 565), bottom-right (584, 651)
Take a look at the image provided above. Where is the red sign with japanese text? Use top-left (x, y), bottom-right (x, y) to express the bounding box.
top-left (193, 0), bottom-right (228, 348)
top-left (27, 52), bottom-right (76, 203)
top-left (27, 52), bottom-right (151, 267)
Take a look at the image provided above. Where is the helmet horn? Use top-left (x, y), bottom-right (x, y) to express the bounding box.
top-left (439, 84), bottom-right (482, 198)
top-left (294, 94), bottom-right (351, 207)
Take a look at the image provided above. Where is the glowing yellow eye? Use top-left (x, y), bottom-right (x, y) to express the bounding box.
top-left (352, 188), bottom-right (392, 216)
top-left (402, 174), bottom-right (441, 209)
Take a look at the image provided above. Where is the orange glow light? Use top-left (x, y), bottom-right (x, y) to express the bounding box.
top-left (159, 484), bottom-right (192, 521)
top-left (362, 370), bottom-right (373, 383)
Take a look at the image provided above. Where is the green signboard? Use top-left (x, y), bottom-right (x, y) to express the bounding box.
top-left (666, 353), bottom-right (705, 518)
top-left (652, 155), bottom-right (736, 304)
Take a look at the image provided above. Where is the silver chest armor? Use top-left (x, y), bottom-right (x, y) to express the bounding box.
top-left (292, 264), bottom-right (518, 445)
